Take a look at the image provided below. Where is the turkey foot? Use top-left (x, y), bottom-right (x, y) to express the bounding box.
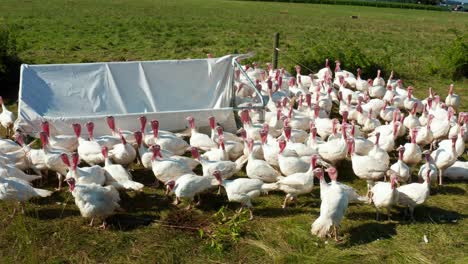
top-left (150, 179), bottom-right (160, 188)
top-left (173, 197), bottom-right (181, 206)
top-left (333, 226), bottom-right (342, 242)
top-left (55, 173), bottom-right (63, 191)
top-left (282, 194), bottom-right (291, 209)
top-left (9, 206), bottom-right (18, 218)
top-left (98, 220), bottom-right (108, 229)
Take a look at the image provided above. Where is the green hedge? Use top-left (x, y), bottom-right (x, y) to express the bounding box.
top-left (0, 24), bottom-right (21, 99)
top-left (239, 0), bottom-right (447, 11)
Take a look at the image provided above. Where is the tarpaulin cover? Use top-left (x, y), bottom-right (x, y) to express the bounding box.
top-left (15, 55), bottom-right (239, 136)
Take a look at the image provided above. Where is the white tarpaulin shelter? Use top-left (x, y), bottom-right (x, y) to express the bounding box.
top-left (15, 55), bottom-right (245, 137)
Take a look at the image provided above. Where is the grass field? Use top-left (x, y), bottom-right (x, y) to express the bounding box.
top-left (0, 0), bottom-right (467, 263)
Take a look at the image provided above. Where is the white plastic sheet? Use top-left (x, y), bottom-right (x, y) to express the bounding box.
top-left (15, 55), bottom-right (240, 136)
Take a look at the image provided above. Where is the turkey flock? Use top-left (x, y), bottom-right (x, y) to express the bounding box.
top-left (0, 59), bottom-right (467, 241)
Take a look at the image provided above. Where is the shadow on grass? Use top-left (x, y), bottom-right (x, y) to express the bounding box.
top-left (107, 213), bottom-right (157, 231)
top-left (347, 210), bottom-right (378, 221)
top-left (345, 222), bottom-right (397, 246)
top-left (30, 191), bottom-right (68, 205)
top-left (31, 208), bottom-right (80, 220)
top-left (254, 206), bottom-right (309, 218)
top-left (196, 192), bottom-right (229, 212)
top-left (130, 168), bottom-right (156, 186)
top-left (432, 185), bottom-right (466, 195)
top-left (118, 191), bottom-right (170, 211)
top-left (403, 205), bottom-right (466, 224)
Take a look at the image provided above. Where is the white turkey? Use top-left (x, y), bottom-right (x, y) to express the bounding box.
top-left (402, 128), bottom-right (422, 168)
top-left (134, 131), bottom-right (198, 171)
top-left (16, 134), bottom-right (48, 179)
top-left (191, 147), bottom-right (243, 179)
top-left (355, 68), bottom-right (368, 92)
top-left (187, 116), bottom-right (217, 151)
top-left (65, 177), bottom-right (120, 228)
top-left (430, 136), bottom-right (458, 185)
top-left (347, 138), bottom-right (387, 196)
top-left (108, 130), bottom-right (137, 166)
top-left (443, 161), bottom-right (468, 181)
top-left (274, 155), bottom-right (318, 208)
top-left (0, 96), bottom-right (15, 137)
top-left (149, 145), bottom-right (193, 185)
top-left (41, 121), bottom-right (78, 152)
top-left (445, 84), bottom-right (460, 111)
top-left (39, 131), bottom-right (70, 190)
top-left (74, 123), bottom-right (105, 165)
top-left (316, 59), bottom-right (332, 80)
top-left (61, 153), bottom-right (106, 186)
top-left (166, 170), bottom-right (223, 209)
top-left (317, 122), bottom-right (348, 165)
top-left (311, 168), bottom-right (349, 241)
top-left (278, 139), bottom-right (309, 176)
top-left (239, 109), bottom-right (263, 141)
top-left (418, 151), bottom-right (438, 183)
top-left (201, 136), bottom-right (229, 161)
top-left (0, 176), bottom-right (52, 216)
top-left (370, 173), bottom-right (399, 220)
top-left (438, 126), bottom-right (465, 158)
top-left (101, 146), bottom-right (144, 191)
top-left (415, 114), bottom-right (434, 147)
top-left (389, 146), bottom-right (410, 183)
top-left (282, 126), bottom-right (316, 157)
top-left (403, 87), bottom-right (423, 113)
top-left (245, 138), bottom-right (281, 183)
top-left (215, 126), bottom-right (244, 160)
top-left (208, 116), bottom-right (242, 144)
top-left (0, 137), bottom-right (21, 154)
top-left (397, 169), bottom-right (432, 221)
top-left (105, 116), bottom-right (136, 144)
top-left (368, 132), bottom-right (390, 167)
top-left (0, 159), bottom-right (41, 183)
top-left (1, 139), bottom-right (28, 171)
top-left (144, 119), bottom-right (189, 155)
top-left (219, 177), bottom-right (278, 220)
top-left (403, 105), bottom-right (421, 130)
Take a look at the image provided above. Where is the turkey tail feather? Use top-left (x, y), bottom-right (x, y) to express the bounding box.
top-left (261, 182), bottom-right (279, 193)
top-left (311, 216), bottom-right (332, 238)
top-left (234, 155), bottom-right (248, 172)
top-left (34, 188), bottom-right (53, 197)
top-left (122, 181), bottom-right (144, 191)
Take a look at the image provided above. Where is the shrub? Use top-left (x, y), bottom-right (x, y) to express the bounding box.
top-left (428, 34), bottom-right (468, 80)
top-left (0, 23), bottom-right (22, 99)
top-left (441, 34), bottom-right (468, 80)
top-left (200, 206), bottom-right (248, 252)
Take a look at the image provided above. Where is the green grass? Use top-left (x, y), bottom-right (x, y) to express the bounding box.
top-left (0, 0), bottom-right (467, 263)
top-left (0, 0), bottom-right (467, 99)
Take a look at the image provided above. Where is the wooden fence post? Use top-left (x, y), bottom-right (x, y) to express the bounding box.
top-left (273, 32), bottom-right (279, 69)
